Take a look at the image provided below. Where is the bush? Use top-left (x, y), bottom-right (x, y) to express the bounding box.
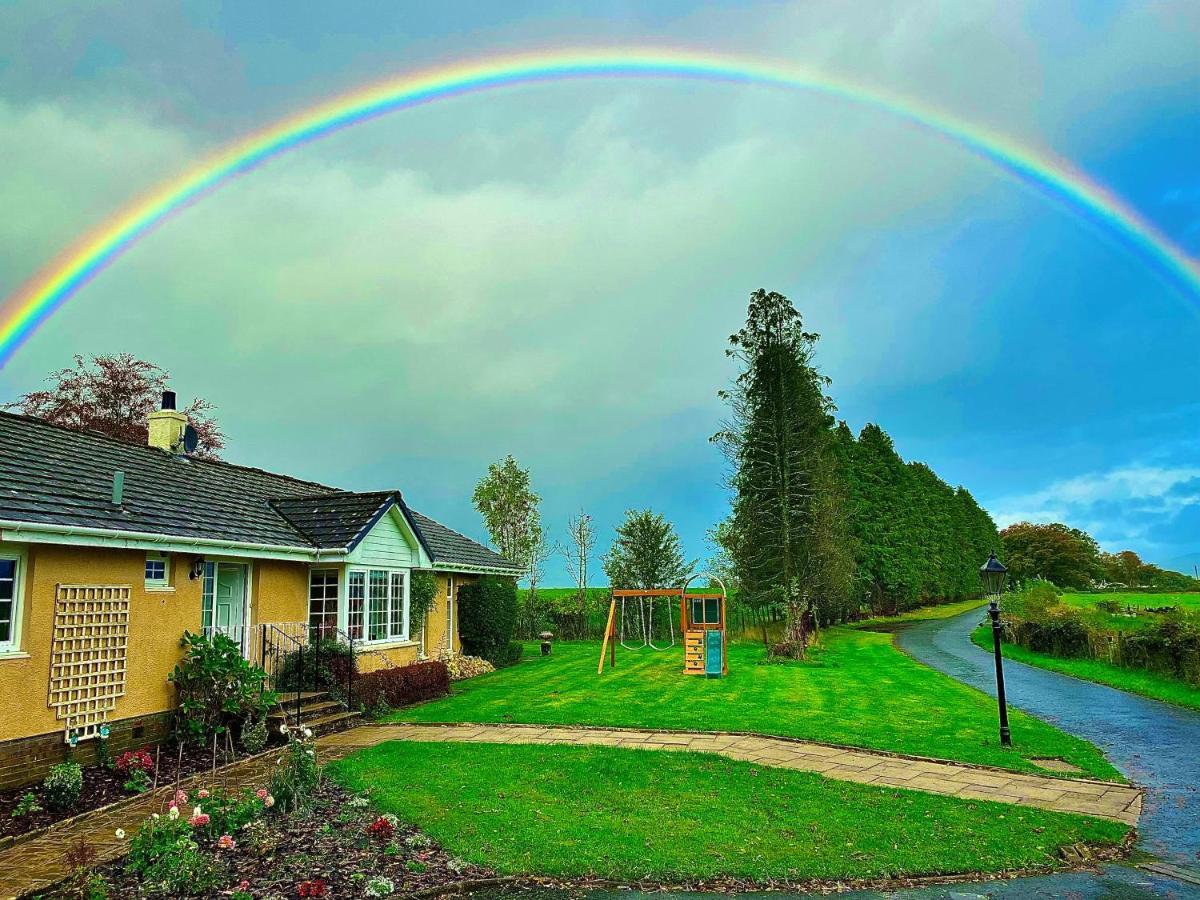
top-left (126, 814), bottom-right (223, 895)
top-left (276, 638), bottom-right (355, 698)
top-left (43, 761), bottom-right (83, 811)
top-left (354, 660), bottom-right (449, 713)
top-left (410, 571), bottom-right (438, 634)
top-left (437, 650), bottom-right (496, 681)
top-left (170, 632), bottom-right (275, 745)
top-left (456, 577), bottom-right (519, 666)
top-left (240, 716), bottom-right (268, 754)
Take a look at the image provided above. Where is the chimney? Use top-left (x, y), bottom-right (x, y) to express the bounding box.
top-left (148, 390), bottom-right (187, 452)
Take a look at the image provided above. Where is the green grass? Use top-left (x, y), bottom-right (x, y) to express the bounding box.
top-left (972, 625), bottom-right (1200, 712)
top-left (394, 629), bottom-right (1121, 780)
top-left (1061, 591), bottom-right (1200, 612)
top-left (851, 597), bottom-right (989, 629)
top-left (330, 742), bottom-right (1127, 883)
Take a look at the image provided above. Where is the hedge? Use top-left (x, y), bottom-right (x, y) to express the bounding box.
top-left (354, 660), bottom-right (450, 713)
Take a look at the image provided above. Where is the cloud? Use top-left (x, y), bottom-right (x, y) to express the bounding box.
top-left (990, 464), bottom-right (1200, 563)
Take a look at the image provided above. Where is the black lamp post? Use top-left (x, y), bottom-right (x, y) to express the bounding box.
top-left (980, 551), bottom-right (1011, 746)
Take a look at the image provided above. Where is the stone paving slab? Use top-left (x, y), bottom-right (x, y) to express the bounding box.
top-left (329, 723), bottom-right (1143, 827)
top-left (0, 722), bottom-right (1143, 900)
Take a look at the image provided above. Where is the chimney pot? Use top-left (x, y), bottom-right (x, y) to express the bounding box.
top-left (161, 390), bottom-right (176, 411)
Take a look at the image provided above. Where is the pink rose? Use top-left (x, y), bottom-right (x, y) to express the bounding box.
top-left (174, 789), bottom-right (188, 806)
top-left (256, 788), bottom-right (268, 800)
top-left (189, 813), bottom-right (210, 827)
top-left (216, 834), bottom-right (236, 850)
top-left (198, 789), bottom-right (210, 799)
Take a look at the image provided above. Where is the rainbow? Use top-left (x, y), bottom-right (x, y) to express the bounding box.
top-left (3, 46), bottom-right (1198, 368)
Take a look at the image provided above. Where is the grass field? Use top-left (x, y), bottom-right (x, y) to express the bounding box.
top-left (1058, 592), bottom-right (1200, 632)
top-left (393, 630), bottom-right (1121, 780)
top-left (330, 742), bottom-right (1127, 884)
top-left (851, 597), bottom-right (988, 629)
top-left (973, 624), bottom-right (1200, 712)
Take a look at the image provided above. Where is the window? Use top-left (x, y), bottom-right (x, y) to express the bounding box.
top-left (308, 569), bottom-right (339, 633)
top-left (201, 561), bottom-right (216, 628)
top-left (690, 597), bottom-right (721, 626)
top-left (350, 568), bottom-right (409, 643)
top-left (0, 555), bottom-right (22, 652)
top-left (144, 553), bottom-right (170, 589)
top-left (347, 571), bottom-right (365, 640)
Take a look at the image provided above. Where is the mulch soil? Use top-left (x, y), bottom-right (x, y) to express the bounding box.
top-left (46, 780), bottom-right (494, 898)
top-left (0, 741), bottom-right (262, 841)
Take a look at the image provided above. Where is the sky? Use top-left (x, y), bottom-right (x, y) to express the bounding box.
top-left (1, 1), bottom-right (1198, 581)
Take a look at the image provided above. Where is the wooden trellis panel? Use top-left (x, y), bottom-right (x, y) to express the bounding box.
top-left (48, 584), bottom-right (130, 740)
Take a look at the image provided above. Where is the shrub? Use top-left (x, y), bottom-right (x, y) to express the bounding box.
top-left (410, 571), bottom-right (438, 633)
top-left (170, 631), bottom-right (275, 745)
top-left (354, 660), bottom-right (449, 712)
top-left (13, 791), bottom-right (42, 817)
top-left (456, 576), bottom-right (519, 666)
top-left (269, 730), bottom-right (319, 814)
top-left (437, 651), bottom-right (495, 682)
top-left (125, 814), bottom-right (223, 895)
top-left (241, 716), bottom-right (268, 754)
top-left (276, 637), bottom-right (355, 698)
top-left (43, 761), bottom-right (83, 812)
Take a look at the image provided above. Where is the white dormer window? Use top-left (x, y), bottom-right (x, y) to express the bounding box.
top-left (144, 553), bottom-right (171, 590)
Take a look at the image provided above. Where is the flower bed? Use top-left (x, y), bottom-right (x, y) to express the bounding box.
top-left (46, 777), bottom-right (491, 897)
top-left (0, 739), bottom-right (267, 843)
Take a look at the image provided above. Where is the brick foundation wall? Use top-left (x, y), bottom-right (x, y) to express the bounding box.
top-left (0, 711), bottom-right (174, 791)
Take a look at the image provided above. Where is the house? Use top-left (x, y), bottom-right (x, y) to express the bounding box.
top-left (0, 393), bottom-right (520, 788)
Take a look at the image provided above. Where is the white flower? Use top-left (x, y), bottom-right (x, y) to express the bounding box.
top-left (168, 806), bottom-right (180, 820)
top-left (192, 805), bottom-right (203, 818)
top-left (302, 726), bottom-right (313, 739)
top-left (114, 828), bottom-right (126, 839)
top-left (279, 723), bottom-right (289, 735)
top-left (152, 813), bottom-right (160, 820)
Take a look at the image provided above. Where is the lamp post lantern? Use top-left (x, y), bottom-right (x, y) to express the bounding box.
top-left (980, 551), bottom-right (1011, 746)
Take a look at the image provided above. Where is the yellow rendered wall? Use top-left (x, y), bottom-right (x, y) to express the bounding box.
top-left (0, 542), bottom-right (311, 744)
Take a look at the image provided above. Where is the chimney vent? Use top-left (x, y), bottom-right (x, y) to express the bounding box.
top-left (161, 390), bottom-right (176, 411)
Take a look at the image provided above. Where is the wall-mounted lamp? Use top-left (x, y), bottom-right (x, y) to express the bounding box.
top-left (189, 557), bottom-right (207, 580)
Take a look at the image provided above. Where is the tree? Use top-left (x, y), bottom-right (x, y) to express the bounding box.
top-left (714, 289), bottom-right (852, 657)
top-left (1000, 522), bottom-right (1100, 589)
top-left (603, 509), bottom-right (691, 590)
top-left (558, 509), bottom-right (596, 607)
top-left (472, 455), bottom-right (541, 574)
top-left (5, 353), bottom-right (224, 457)
top-left (522, 524), bottom-right (553, 638)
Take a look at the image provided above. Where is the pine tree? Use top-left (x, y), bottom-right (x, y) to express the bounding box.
top-left (715, 289), bottom-right (852, 657)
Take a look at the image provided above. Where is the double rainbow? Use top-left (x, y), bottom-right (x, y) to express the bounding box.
top-left (2, 47), bottom-right (1197, 368)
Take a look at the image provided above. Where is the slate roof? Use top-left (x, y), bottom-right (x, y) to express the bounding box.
top-left (0, 411), bottom-right (518, 572)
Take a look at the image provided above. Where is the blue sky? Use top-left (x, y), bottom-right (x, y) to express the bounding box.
top-left (1, 1), bottom-right (1198, 580)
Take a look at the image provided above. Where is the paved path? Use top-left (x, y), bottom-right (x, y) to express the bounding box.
top-left (896, 608), bottom-right (1200, 869)
top-left (320, 721), bottom-right (1142, 823)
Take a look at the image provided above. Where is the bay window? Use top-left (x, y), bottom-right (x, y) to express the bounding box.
top-left (308, 569), bottom-right (339, 633)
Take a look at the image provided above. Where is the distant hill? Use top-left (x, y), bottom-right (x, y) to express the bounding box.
top-left (1164, 553), bottom-right (1200, 577)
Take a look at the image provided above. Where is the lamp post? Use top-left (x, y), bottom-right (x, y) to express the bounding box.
top-left (980, 551), bottom-right (1011, 746)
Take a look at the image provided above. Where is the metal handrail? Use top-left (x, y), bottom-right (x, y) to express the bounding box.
top-left (307, 624), bottom-right (357, 711)
top-left (261, 623), bottom-right (305, 726)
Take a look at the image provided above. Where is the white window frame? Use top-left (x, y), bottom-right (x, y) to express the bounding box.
top-left (144, 552), bottom-right (171, 591)
top-left (445, 575), bottom-right (455, 655)
top-left (307, 568), bottom-right (340, 634)
top-left (345, 566), bottom-right (410, 645)
top-left (0, 546), bottom-right (27, 655)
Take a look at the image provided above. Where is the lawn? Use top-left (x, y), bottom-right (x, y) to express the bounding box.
top-left (1058, 592), bottom-right (1200, 633)
top-left (851, 597), bottom-right (988, 630)
top-left (394, 629), bottom-right (1121, 780)
top-left (330, 742), bottom-right (1128, 884)
top-left (973, 624), bottom-right (1200, 712)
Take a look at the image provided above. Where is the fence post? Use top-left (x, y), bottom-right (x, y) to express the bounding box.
top-left (295, 643), bottom-right (303, 726)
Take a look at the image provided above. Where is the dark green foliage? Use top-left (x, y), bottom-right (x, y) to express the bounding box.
top-left (410, 571), bottom-right (438, 632)
top-left (456, 577), bottom-right (520, 665)
top-left (603, 509), bottom-right (691, 590)
top-left (277, 637), bottom-right (355, 698)
top-left (353, 660), bottom-right (450, 714)
top-left (1001, 522), bottom-right (1101, 589)
top-left (169, 631), bottom-right (274, 745)
top-left (126, 813), bottom-right (223, 895)
top-left (43, 761), bottom-right (83, 811)
top-left (715, 289), bottom-right (853, 654)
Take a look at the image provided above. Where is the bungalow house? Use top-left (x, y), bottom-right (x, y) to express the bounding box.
top-left (0, 394), bottom-right (520, 789)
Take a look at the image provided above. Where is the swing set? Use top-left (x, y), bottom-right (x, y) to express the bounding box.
top-left (597, 573), bottom-right (728, 678)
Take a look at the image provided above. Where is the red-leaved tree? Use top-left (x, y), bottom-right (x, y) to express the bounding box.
top-left (4, 353), bottom-right (224, 458)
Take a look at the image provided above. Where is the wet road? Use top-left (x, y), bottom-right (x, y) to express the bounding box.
top-left (896, 608), bottom-right (1200, 869)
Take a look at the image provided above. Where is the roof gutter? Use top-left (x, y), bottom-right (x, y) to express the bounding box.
top-left (0, 520), bottom-right (325, 562)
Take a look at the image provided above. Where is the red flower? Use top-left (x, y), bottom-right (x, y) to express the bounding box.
top-left (366, 816), bottom-right (395, 844)
top-left (297, 879), bottom-right (327, 898)
top-left (115, 748), bottom-right (155, 774)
